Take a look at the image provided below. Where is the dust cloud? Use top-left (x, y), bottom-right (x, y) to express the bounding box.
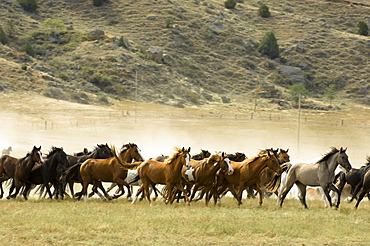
top-left (1, 105), bottom-right (369, 168)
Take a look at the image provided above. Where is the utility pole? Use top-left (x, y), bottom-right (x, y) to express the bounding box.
top-left (135, 70), bottom-right (138, 123)
top-left (297, 92), bottom-right (301, 158)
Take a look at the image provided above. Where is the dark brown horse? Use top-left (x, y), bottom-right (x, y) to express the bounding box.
top-left (191, 149), bottom-right (211, 160)
top-left (80, 146), bottom-right (141, 202)
top-left (217, 149), bottom-right (281, 206)
top-left (0, 146), bottom-right (43, 199)
top-left (182, 152), bottom-right (233, 205)
top-left (353, 169), bottom-right (370, 209)
top-left (132, 147), bottom-right (191, 206)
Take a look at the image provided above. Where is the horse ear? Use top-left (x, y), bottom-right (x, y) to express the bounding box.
top-left (188, 147), bottom-right (191, 152)
top-left (286, 148), bottom-right (289, 153)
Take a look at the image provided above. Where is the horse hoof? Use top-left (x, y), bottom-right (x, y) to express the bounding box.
top-left (127, 197), bottom-right (133, 201)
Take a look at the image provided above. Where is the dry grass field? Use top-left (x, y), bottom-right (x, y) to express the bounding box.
top-left (0, 197), bottom-right (369, 245)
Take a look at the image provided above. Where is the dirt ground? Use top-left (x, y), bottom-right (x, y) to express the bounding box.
top-left (1, 92), bottom-right (370, 167)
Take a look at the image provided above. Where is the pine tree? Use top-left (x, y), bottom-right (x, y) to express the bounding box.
top-left (257, 31), bottom-right (279, 59)
top-left (0, 25), bottom-right (9, 45)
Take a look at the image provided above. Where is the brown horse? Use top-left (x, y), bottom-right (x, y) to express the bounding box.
top-left (182, 152), bottom-right (233, 205)
top-left (0, 146), bottom-right (43, 199)
top-left (217, 149), bottom-right (281, 206)
top-left (132, 147), bottom-right (191, 206)
top-left (80, 146), bottom-right (141, 202)
top-left (257, 148), bottom-right (290, 194)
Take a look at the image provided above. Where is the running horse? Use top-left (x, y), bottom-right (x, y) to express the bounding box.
top-left (0, 146), bottom-right (43, 199)
top-left (353, 169), bottom-right (370, 209)
top-left (80, 146), bottom-right (141, 202)
top-left (278, 147), bottom-right (352, 209)
top-left (217, 149), bottom-right (282, 206)
top-left (132, 147), bottom-right (191, 206)
top-left (182, 152), bottom-right (234, 205)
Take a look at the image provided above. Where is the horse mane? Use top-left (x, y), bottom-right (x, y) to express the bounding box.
top-left (165, 147), bottom-right (185, 165)
top-left (120, 143), bottom-right (137, 154)
top-left (316, 147), bottom-right (339, 164)
top-left (46, 147), bottom-right (62, 158)
top-left (111, 145), bottom-right (140, 169)
top-left (365, 156), bottom-right (370, 166)
top-left (243, 152), bottom-right (266, 164)
top-left (208, 154), bottom-right (221, 163)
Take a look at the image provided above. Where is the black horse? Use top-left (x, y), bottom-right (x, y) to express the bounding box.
top-left (191, 149), bottom-right (211, 160)
top-left (62, 144), bottom-right (113, 199)
top-left (23, 147), bottom-right (69, 200)
top-left (337, 156), bottom-right (370, 202)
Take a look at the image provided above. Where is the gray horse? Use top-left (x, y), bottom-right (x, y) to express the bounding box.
top-left (278, 147), bottom-right (352, 209)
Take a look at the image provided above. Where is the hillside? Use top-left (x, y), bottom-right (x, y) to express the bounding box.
top-left (0, 0), bottom-right (369, 109)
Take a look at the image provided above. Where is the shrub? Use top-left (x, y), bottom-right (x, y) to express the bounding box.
top-left (93, 0), bottom-right (103, 7)
top-left (0, 25), bottom-right (9, 45)
top-left (258, 31), bottom-right (279, 59)
top-left (258, 4), bottom-right (271, 18)
top-left (18, 0), bottom-right (38, 12)
top-left (356, 21), bottom-right (369, 36)
top-left (21, 42), bottom-right (35, 57)
top-left (224, 0), bottom-right (236, 9)
top-left (165, 18), bottom-right (174, 28)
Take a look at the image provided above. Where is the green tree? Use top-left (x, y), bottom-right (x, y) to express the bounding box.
top-left (324, 84), bottom-right (337, 106)
top-left (258, 31), bottom-right (279, 59)
top-left (17, 0), bottom-right (38, 12)
top-left (356, 21), bottom-right (369, 36)
top-left (288, 83), bottom-right (309, 104)
top-left (258, 4), bottom-right (271, 18)
top-left (41, 18), bottom-right (65, 31)
top-left (0, 25), bottom-right (9, 45)
top-left (5, 20), bottom-right (16, 37)
top-left (224, 0), bottom-right (236, 9)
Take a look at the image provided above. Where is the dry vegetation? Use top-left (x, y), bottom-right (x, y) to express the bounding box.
top-left (0, 197), bottom-right (369, 245)
top-left (0, 0), bottom-right (369, 108)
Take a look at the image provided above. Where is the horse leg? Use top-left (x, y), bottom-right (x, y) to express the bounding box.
top-left (328, 183), bottom-right (340, 209)
top-left (189, 185), bottom-right (199, 202)
top-left (132, 184), bottom-right (144, 204)
top-left (295, 182), bottom-right (308, 209)
top-left (278, 178), bottom-right (296, 207)
top-left (355, 189), bottom-right (367, 209)
top-left (144, 183), bottom-right (152, 206)
top-left (173, 183), bottom-right (189, 205)
top-left (236, 184), bottom-right (246, 207)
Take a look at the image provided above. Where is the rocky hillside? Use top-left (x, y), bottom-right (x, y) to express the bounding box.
top-left (0, 0), bottom-right (369, 109)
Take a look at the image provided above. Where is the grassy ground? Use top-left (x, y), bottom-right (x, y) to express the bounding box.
top-left (0, 196), bottom-right (369, 245)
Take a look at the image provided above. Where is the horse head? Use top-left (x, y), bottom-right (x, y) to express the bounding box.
top-left (266, 149), bottom-right (282, 175)
top-left (221, 152), bottom-right (234, 175)
top-left (31, 146), bottom-right (44, 164)
top-left (338, 147), bottom-right (352, 172)
top-left (128, 143), bottom-right (145, 162)
top-left (278, 148), bottom-right (290, 164)
top-left (182, 147), bottom-right (191, 169)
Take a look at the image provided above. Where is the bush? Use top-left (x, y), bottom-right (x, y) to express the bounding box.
top-left (165, 18), bottom-right (174, 28)
top-left (18, 0), bottom-right (38, 12)
top-left (258, 4), bottom-right (271, 18)
top-left (356, 21), bottom-right (369, 36)
top-left (0, 25), bottom-right (9, 45)
top-left (21, 42), bottom-right (35, 57)
top-left (258, 31), bottom-right (279, 59)
top-left (92, 0), bottom-right (103, 7)
top-left (224, 0), bottom-right (236, 9)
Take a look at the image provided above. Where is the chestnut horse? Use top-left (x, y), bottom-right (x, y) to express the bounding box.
top-left (0, 146), bottom-right (43, 199)
top-left (278, 147), bottom-right (352, 209)
top-left (182, 152), bottom-right (234, 205)
top-left (80, 146), bottom-right (141, 202)
top-left (217, 149), bottom-right (281, 206)
top-left (132, 147), bottom-right (191, 206)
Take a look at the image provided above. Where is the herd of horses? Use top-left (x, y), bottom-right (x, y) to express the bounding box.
top-left (0, 143), bottom-right (369, 209)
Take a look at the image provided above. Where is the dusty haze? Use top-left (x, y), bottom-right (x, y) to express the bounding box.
top-left (0, 92), bottom-right (369, 168)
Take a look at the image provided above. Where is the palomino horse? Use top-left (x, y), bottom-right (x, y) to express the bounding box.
top-left (1, 146), bottom-right (44, 199)
top-left (132, 147), bottom-right (191, 206)
top-left (23, 147), bottom-right (69, 200)
top-left (182, 152), bottom-right (233, 205)
top-left (217, 149), bottom-right (281, 206)
top-left (278, 147), bottom-right (352, 209)
top-left (80, 146), bottom-right (141, 202)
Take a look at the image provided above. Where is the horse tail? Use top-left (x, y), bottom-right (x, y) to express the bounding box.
top-left (112, 145), bottom-right (142, 169)
top-left (265, 174), bottom-right (281, 193)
